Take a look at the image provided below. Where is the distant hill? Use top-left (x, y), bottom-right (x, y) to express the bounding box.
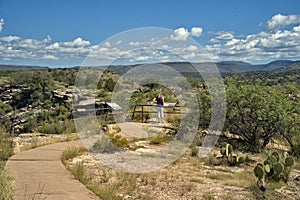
top-left (216, 61), bottom-right (255, 73)
top-left (0, 64), bottom-right (48, 71)
top-left (106, 60), bottom-right (300, 74)
top-left (0, 60), bottom-right (299, 74)
top-left (215, 60), bottom-right (300, 73)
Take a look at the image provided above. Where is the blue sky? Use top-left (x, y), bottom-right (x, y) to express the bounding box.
top-left (1, 0), bottom-right (300, 67)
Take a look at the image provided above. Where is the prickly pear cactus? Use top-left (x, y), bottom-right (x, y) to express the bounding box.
top-left (254, 151), bottom-right (295, 190)
top-left (244, 155), bottom-right (251, 163)
top-left (220, 147), bottom-right (225, 155)
top-left (238, 156), bottom-right (245, 164)
top-left (285, 156), bottom-right (294, 167)
top-left (227, 144), bottom-right (233, 154)
top-left (267, 155), bottom-right (277, 164)
top-left (254, 165), bottom-right (264, 179)
top-left (264, 164), bottom-right (271, 173)
top-left (273, 162), bottom-right (284, 174)
top-left (220, 142), bottom-right (227, 148)
top-left (264, 160), bottom-right (272, 167)
top-left (218, 143), bottom-right (250, 166)
top-left (271, 151), bottom-right (280, 162)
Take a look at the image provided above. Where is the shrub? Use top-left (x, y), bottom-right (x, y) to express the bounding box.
top-left (61, 146), bottom-right (87, 164)
top-left (149, 134), bottom-right (167, 145)
top-left (90, 136), bottom-right (120, 154)
top-left (0, 127), bottom-right (12, 161)
top-left (190, 144), bottom-right (198, 157)
top-left (38, 121), bottom-right (64, 134)
top-left (110, 135), bottom-right (129, 149)
top-left (64, 119), bottom-right (76, 135)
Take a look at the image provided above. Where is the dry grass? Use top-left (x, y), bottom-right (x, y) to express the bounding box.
top-left (63, 149), bottom-right (262, 200)
top-left (0, 161), bottom-right (13, 200)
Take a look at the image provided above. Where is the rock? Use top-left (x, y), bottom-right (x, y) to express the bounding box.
top-left (72, 157), bottom-right (83, 164)
top-left (12, 139), bottom-right (20, 153)
top-left (124, 195), bottom-right (131, 199)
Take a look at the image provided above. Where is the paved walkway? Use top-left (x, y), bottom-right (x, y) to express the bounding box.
top-left (5, 140), bottom-right (100, 200)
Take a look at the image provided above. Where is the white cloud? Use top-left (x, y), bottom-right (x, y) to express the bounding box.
top-left (135, 56), bottom-right (150, 61)
top-left (41, 55), bottom-right (58, 60)
top-left (210, 32), bottom-right (235, 42)
top-left (0, 19), bottom-right (4, 33)
top-left (1, 18), bottom-right (300, 66)
top-left (191, 27), bottom-right (203, 37)
top-left (46, 42), bottom-right (60, 50)
top-left (171, 28), bottom-right (189, 41)
top-left (267, 14), bottom-right (300, 30)
top-left (0, 36), bottom-right (21, 42)
top-left (62, 37), bottom-right (90, 47)
top-left (128, 41), bottom-right (141, 46)
top-left (205, 24), bottom-right (300, 62)
top-left (103, 41), bottom-right (111, 48)
top-left (186, 45), bottom-right (198, 52)
top-left (293, 25), bottom-right (300, 32)
top-left (115, 40), bottom-right (122, 45)
top-left (202, 14), bottom-right (300, 62)
top-left (170, 27), bottom-right (203, 41)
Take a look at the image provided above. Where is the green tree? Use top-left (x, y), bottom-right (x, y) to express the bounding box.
top-left (225, 80), bottom-right (298, 152)
top-left (197, 90), bottom-right (211, 128)
top-left (104, 78), bottom-right (116, 92)
top-left (277, 84), bottom-right (300, 157)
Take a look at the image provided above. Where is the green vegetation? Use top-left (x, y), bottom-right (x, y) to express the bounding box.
top-left (224, 79), bottom-right (300, 155)
top-left (2, 68), bottom-right (296, 156)
top-left (219, 142), bottom-right (251, 166)
top-left (0, 126), bottom-right (13, 200)
top-left (149, 134), bottom-right (167, 145)
top-left (0, 64), bottom-right (299, 198)
top-left (90, 136), bottom-right (120, 154)
top-left (0, 126), bottom-right (12, 161)
top-left (0, 161), bottom-right (13, 200)
top-left (253, 150), bottom-right (295, 191)
top-left (61, 146), bottom-right (87, 164)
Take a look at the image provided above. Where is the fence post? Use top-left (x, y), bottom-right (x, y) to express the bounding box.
top-left (142, 105), bottom-right (144, 123)
top-left (131, 105), bottom-right (137, 121)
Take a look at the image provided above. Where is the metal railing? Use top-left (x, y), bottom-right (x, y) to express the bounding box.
top-left (130, 104), bottom-right (184, 123)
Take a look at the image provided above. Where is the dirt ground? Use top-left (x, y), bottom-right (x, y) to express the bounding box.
top-left (65, 148), bottom-right (300, 200)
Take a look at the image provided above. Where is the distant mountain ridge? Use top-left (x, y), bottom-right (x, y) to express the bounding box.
top-left (106, 60), bottom-right (300, 74)
top-left (0, 64), bottom-right (49, 71)
top-left (0, 60), bottom-right (299, 73)
top-left (215, 60), bottom-right (298, 73)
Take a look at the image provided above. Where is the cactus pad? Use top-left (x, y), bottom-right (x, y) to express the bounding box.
top-left (264, 160), bottom-right (272, 167)
top-left (257, 163), bottom-right (263, 167)
top-left (271, 152), bottom-right (280, 161)
top-left (254, 165), bottom-right (264, 179)
top-left (285, 156), bottom-right (294, 167)
top-left (267, 155), bottom-right (277, 164)
top-left (273, 162), bottom-right (284, 174)
top-left (264, 164), bottom-right (271, 173)
top-left (238, 156), bottom-right (245, 163)
top-left (227, 144), bottom-right (233, 154)
top-left (220, 142), bottom-right (227, 148)
top-left (220, 147), bottom-right (226, 156)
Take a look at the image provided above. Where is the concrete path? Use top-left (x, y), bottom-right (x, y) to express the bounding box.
top-left (5, 140), bottom-right (100, 200)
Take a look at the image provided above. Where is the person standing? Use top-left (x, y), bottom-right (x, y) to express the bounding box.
top-left (153, 91), bottom-right (164, 123)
